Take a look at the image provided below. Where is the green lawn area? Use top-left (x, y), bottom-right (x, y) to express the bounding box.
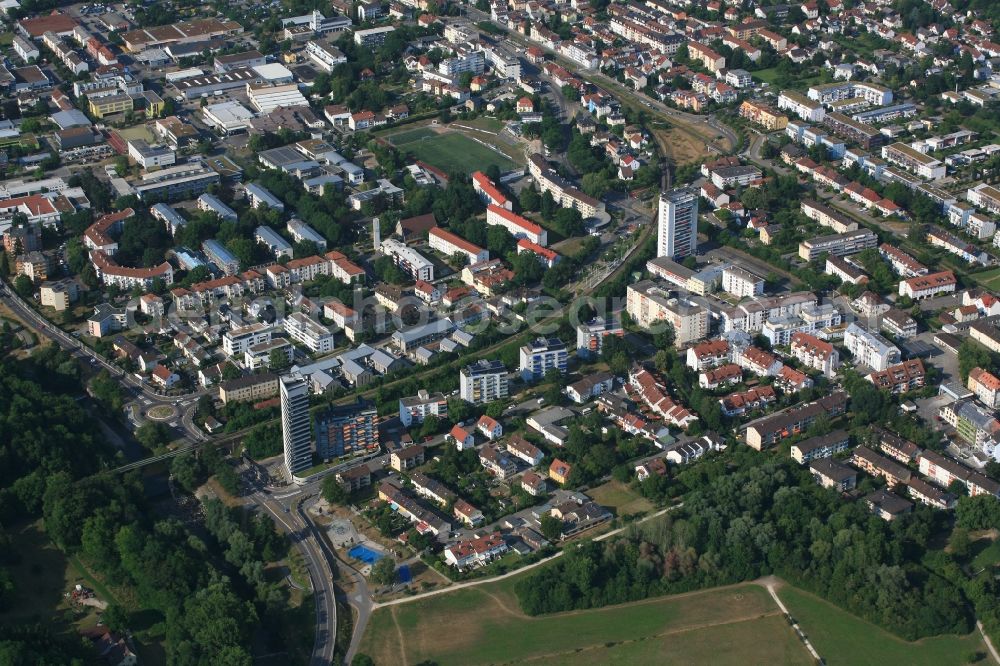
top-left (588, 479), bottom-right (653, 516)
top-left (543, 613), bottom-right (809, 665)
top-left (778, 584), bottom-right (987, 666)
top-left (971, 537), bottom-right (1000, 571)
top-left (384, 127), bottom-right (438, 144)
top-left (973, 268), bottom-right (1000, 291)
top-left (359, 579), bottom-right (810, 666)
top-left (455, 117), bottom-right (504, 132)
top-left (388, 129), bottom-right (519, 175)
top-left (752, 68), bottom-right (825, 89)
top-left (1, 521), bottom-right (83, 628)
top-left (0, 32), bottom-right (14, 47)
top-left (752, 67), bottom-right (783, 85)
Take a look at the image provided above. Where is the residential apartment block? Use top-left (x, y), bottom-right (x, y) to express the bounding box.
top-left (459, 359), bottom-right (509, 404)
top-left (626, 280), bottom-right (708, 347)
top-left (790, 430), bottom-right (850, 464)
top-left (843, 323), bottom-right (900, 371)
top-left (519, 337), bottom-right (568, 381)
top-left (798, 228), bottom-right (878, 261)
top-left (744, 392), bottom-right (848, 450)
top-left (789, 332), bottom-right (839, 377)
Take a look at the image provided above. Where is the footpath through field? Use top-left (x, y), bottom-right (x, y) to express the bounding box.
top-left (372, 504), bottom-right (681, 609)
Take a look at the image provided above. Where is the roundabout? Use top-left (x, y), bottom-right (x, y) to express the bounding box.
top-left (145, 404), bottom-right (177, 421)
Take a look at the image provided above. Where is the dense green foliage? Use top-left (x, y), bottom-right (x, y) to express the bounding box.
top-left (516, 451), bottom-right (973, 641)
top-left (0, 347), bottom-right (115, 520)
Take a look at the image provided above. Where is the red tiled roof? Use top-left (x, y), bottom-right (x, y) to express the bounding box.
top-left (430, 227), bottom-right (485, 256)
top-left (472, 172), bottom-right (508, 206)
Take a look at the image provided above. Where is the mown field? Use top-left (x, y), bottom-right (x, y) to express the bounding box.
top-left (777, 584), bottom-right (988, 666)
top-left (358, 579), bottom-right (810, 666)
top-left (387, 127), bottom-right (519, 175)
top-left (973, 268), bottom-right (1000, 291)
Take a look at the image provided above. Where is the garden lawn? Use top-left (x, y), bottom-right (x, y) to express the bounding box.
top-left (777, 583), bottom-right (987, 666)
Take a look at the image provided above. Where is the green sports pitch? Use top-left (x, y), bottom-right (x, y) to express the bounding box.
top-left (387, 128), bottom-right (518, 175)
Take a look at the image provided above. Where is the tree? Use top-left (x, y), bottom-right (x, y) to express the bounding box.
top-left (90, 371), bottom-right (125, 414)
top-left (322, 475), bottom-right (348, 505)
top-left (370, 556), bottom-right (396, 586)
top-left (418, 415), bottom-right (441, 439)
top-left (447, 397), bottom-right (473, 424)
top-left (950, 527), bottom-right (971, 559)
top-left (13, 275), bottom-right (33, 299)
top-left (353, 655), bottom-right (376, 666)
top-left (540, 514), bottom-right (563, 542)
top-left (171, 452), bottom-right (206, 494)
top-left (519, 186), bottom-right (541, 212)
top-left (958, 340), bottom-right (996, 383)
top-left (268, 348), bottom-right (291, 371)
top-left (135, 421), bottom-right (171, 451)
top-left (102, 604), bottom-right (129, 633)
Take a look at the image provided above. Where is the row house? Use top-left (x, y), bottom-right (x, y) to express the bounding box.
top-left (699, 363), bottom-right (742, 390)
top-left (898, 270), bottom-right (956, 300)
top-left (629, 367), bottom-right (698, 428)
top-left (926, 228), bottom-right (989, 265)
top-left (879, 243), bottom-right (927, 277)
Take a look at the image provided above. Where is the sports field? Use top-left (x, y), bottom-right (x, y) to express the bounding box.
top-left (974, 268), bottom-right (1000, 291)
top-left (387, 127), bottom-right (519, 175)
top-left (777, 584), bottom-right (988, 666)
top-left (358, 580), bottom-right (811, 665)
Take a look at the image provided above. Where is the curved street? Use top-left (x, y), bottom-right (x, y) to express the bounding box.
top-left (0, 282), bottom-right (208, 442)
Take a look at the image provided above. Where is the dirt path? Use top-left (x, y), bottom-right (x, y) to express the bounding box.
top-left (390, 606), bottom-right (408, 666)
top-left (478, 588), bottom-right (521, 618)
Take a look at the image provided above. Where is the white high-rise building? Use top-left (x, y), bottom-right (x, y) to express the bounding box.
top-left (459, 360), bottom-right (509, 404)
top-left (657, 188), bottom-right (699, 259)
top-left (281, 374), bottom-right (312, 477)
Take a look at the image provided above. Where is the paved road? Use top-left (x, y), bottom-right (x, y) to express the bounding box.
top-left (762, 577), bottom-right (822, 662)
top-left (978, 620), bottom-right (1000, 664)
top-left (248, 484), bottom-right (339, 666)
top-left (0, 283), bottom-right (208, 442)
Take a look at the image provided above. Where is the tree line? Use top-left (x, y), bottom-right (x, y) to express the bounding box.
top-left (516, 449), bottom-right (973, 641)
